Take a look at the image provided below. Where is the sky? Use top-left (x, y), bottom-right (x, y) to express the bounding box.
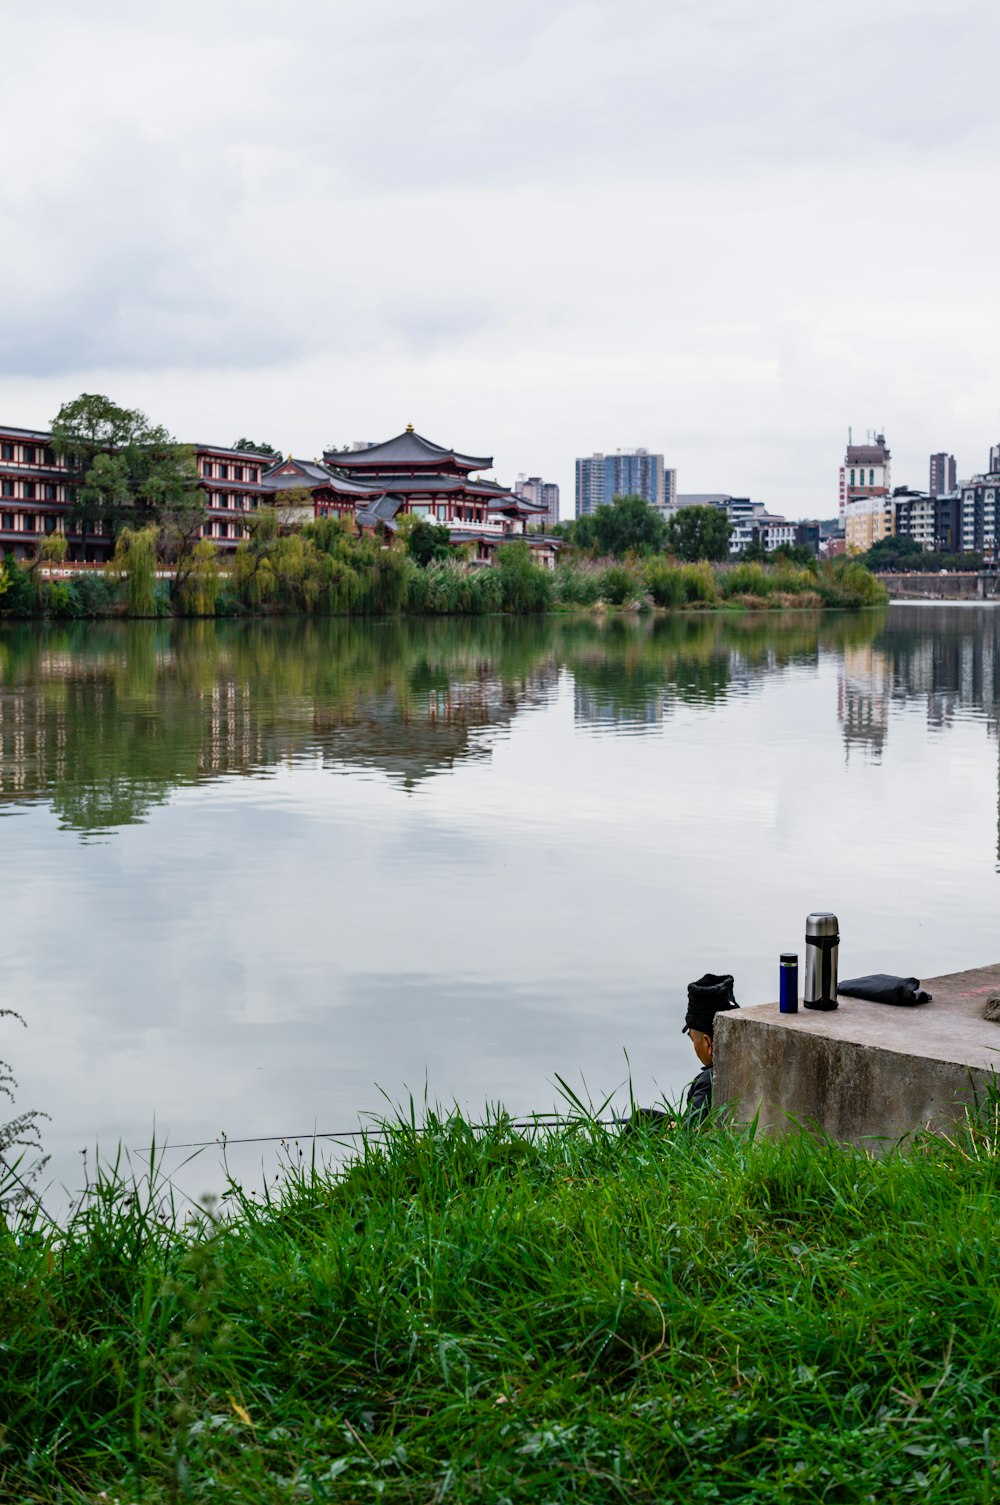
top-left (1, 0), bottom-right (999, 519)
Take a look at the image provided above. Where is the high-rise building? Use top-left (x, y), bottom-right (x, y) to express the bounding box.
top-left (929, 453), bottom-right (957, 497)
top-left (575, 449), bottom-right (674, 517)
top-left (842, 432), bottom-right (893, 550)
top-left (989, 442), bottom-right (1000, 475)
top-left (514, 474), bottom-right (560, 527)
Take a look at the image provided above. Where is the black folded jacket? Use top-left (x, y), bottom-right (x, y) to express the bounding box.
top-left (838, 974), bottom-right (932, 1006)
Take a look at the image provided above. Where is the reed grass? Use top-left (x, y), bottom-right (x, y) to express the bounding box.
top-left (2, 1095), bottom-right (995, 1502)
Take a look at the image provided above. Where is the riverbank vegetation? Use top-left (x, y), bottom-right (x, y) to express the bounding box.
top-left (860, 535), bottom-right (986, 574)
top-left (1, 516), bottom-right (887, 620)
top-left (1, 1096), bottom-right (997, 1502)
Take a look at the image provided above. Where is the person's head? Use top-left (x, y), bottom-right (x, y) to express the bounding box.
top-left (687, 1027), bottom-right (714, 1067)
top-left (682, 972), bottom-right (739, 1066)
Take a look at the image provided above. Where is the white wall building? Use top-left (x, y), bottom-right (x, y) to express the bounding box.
top-left (514, 473), bottom-right (560, 527)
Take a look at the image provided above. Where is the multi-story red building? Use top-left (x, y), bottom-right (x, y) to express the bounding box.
top-left (266, 426), bottom-right (553, 563)
top-left (0, 424), bottom-right (274, 561)
top-left (1, 420), bottom-right (557, 566)
top-left (0, 426), bottom-right (106, 562)
top-left (195, 443), bottom-right (273, 553)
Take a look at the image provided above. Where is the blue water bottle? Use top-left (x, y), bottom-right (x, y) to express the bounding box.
top-left (780, 952), bottom-right (798, 1013)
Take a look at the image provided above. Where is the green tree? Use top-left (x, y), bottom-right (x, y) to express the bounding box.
top-left (405, 519), bottom-right (454, 567)
top-left (232, 438), bottom-right (281, 460)
top-left (587, 494), bottom-right (667, 557)
top-left (665, 505), bottom-right (732, 562)
top-left (51, 394), bottom-right (200, 545)
top-left (572, 513), bottom-right (599, 551)
top-left (175, 539), bottom-right (221, 616)
top-left (495, 539), bottom-right (553, 612)
top-left (770, 542), bottom-right (816, 567)
top-left (862, 535), bottom-right (925, 572)
top-left (108, 524), bottom-right (161, 617)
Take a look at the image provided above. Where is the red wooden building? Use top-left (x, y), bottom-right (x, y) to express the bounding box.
top-left (264, 426), bottom-right (555, 564)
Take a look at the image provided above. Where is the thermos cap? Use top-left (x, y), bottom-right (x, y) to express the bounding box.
top-left (780, 952), bottom-right (797, 964)
top-left (806, 912), bottom-right (839, 938)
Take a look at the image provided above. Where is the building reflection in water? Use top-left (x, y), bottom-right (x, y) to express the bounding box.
top-left (0, 620), bottom-right (564, 829)
top-left (836, 605), bottom-right (1000, 858)
top-left (5, 606), bottom-right (998, 846)
top-left (0, 613), bottom-right (882, 832)
top-left (838, 643), bottom-right (890, 761)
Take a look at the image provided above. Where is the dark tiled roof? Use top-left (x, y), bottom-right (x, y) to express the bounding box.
top-left (263, 458), bottom-right (334, 482)
top-left (846, 446), bottom-right (889, 463)
top-left (194, 443), bottom-right (277, 460)
top-left (322, 429), bottom-right (492, 472)
top-left (0, 425), bottom-right (53, 441)
top-left (356, 494), bottom-right (404, 529)
top-left (491, 494), bottom-right (547, 514)
top-left (326, 473), bottom-right (512, 499)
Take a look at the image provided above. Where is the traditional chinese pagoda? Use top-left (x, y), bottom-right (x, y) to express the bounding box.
top-left (262, 425), bottom-right (553, 564)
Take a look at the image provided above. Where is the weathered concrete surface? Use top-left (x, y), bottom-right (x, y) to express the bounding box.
top-left (715, 962), bottom-right (1000, 1147)
top-left (883, 572), bottom-right (1000, 600)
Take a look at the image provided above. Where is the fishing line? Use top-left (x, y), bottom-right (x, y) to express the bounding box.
top-left (143, 1112), bottom-right (622, 1153)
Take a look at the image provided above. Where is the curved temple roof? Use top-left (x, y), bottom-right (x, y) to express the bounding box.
top-left (323, 429), bottom-right (493, 474)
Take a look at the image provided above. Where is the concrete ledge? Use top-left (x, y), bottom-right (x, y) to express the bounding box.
top-left (715, 962), bottom-right (1000, 1146)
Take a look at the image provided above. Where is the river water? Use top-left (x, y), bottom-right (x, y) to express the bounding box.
top-left (1, 605), bottom-right (997, 1208)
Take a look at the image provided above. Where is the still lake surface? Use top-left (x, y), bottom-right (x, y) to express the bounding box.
top-left (1, 605), bottom-right (998, 1206)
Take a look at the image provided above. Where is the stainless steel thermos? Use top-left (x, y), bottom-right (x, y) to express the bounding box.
top-left (804, 912), bottom-right (839, 1011)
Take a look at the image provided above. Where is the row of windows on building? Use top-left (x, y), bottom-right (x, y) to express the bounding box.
top-left (409, 504), bottom-right (485, 521)
top-left (0, 513), bottom-right (102, 535)
top-left (2, 510), bottom-right (249, 539)
top-left (201, 461), bottom-right (263, 483)
top-left (0, 480), bottom-right (63, 500)
top-left (204, 521), bottom-right (248, 540)
top-left (0, 442), bottom-right (62, 466)
top-left (206, 492), bottom-right (259, 511)
top-left (849, 469), bottom-right (879, 486)
top-left (2, 448), bottom-right (264, 481)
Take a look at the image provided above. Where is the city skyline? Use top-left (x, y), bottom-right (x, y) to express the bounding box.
top-left (1, 1), bottom-right (998, 521)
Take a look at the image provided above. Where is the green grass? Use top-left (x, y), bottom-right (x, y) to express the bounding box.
top-left (2, 1099), bottom-right (997, 1502)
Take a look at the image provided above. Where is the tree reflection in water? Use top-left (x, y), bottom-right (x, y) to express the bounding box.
top-left (0, 609), bottom-right (909, 835)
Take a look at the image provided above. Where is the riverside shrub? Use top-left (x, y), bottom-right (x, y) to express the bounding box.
top-left (643, 558), bottom-right (687, 607)
top-left (598, 563), bottom-right (640, 605)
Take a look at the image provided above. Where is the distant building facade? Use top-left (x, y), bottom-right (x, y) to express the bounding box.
top-left (893, 490), bottom-right (962, 554)
top-left (929, 452), bottom-right (957, 497)
top-left (669, 492), bottom-right (797, 555)
top-left (575, 449), bottom-right (673, 517)
top-left (673, 493), bottom-right (732, 511)
top-left (514, 474), bottom-right (560, 528)
top-left (0, 424), bottom-right (271, 562)
top-left (843, 432), bottom-right (893, 551)
top-left (0, 421), bottom-right (554, 568)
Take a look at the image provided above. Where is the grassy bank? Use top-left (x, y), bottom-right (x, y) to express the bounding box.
top-left (1, 1098), bottom-right (997, 1502)
top-left (1, 529), bottom-right (888, 620)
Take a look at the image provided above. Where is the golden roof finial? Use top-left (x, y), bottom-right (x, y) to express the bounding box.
top-left (405, 422), bottom-right (414, 433)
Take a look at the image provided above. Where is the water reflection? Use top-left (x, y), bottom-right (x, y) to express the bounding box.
top-left (1, 611), bottom-right (894, 833)
top-left (837, 606), bottom-right (1000, 757)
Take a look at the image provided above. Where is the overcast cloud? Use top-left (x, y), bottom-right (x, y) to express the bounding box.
top-left (1, 0), bottom-right (998, 514)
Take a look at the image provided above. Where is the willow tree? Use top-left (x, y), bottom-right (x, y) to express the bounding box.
top-left (175, 538), bottom-right (221, 616)
top-left (109, 524), bottom-right (160, 617)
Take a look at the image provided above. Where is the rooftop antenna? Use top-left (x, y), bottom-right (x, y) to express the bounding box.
top-left (848, 426), bottom-right (853, 446)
